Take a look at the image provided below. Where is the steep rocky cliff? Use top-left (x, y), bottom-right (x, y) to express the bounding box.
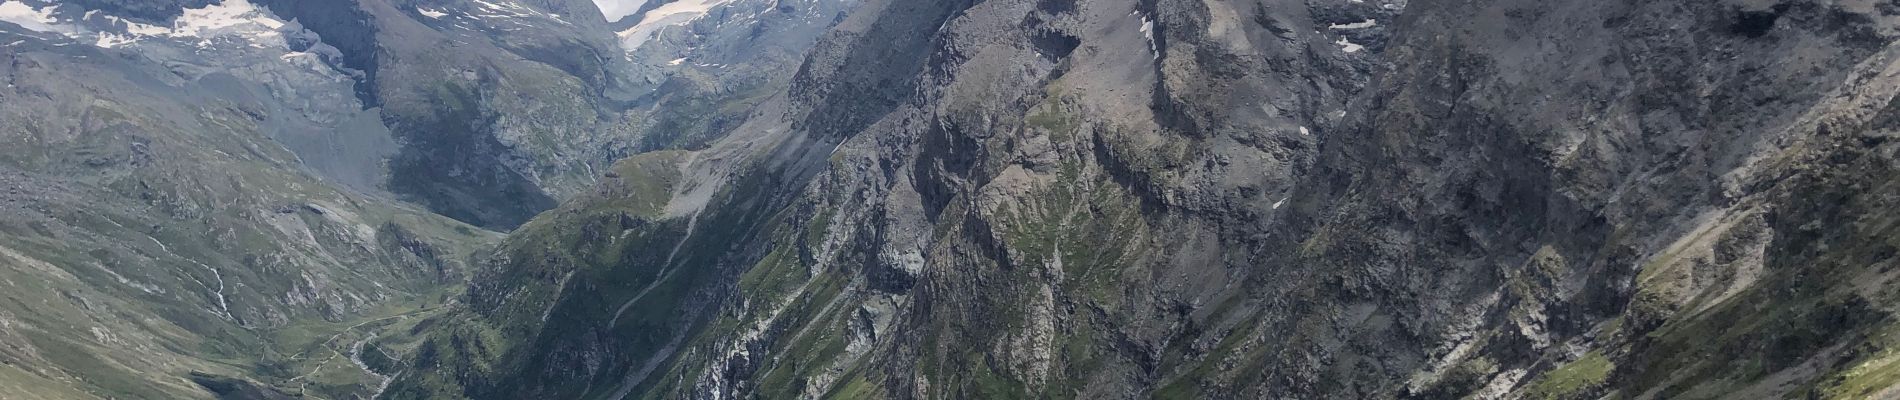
top-left (388, 0), bottom-right (1900, 399)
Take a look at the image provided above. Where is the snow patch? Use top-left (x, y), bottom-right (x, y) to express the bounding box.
top-left (667, 56), bottom-right (686, 65)
top-left (1335, 37), bottom-right (1363, 53)
top-left (173, 0), bottom-right (284, 38)
top-left (615, 0), bottom-right (732, 50)
top-left (1329, 19), bottom-right (1377, 30)
top-left (1136, 12), bottom-right (1158, 59)
top-left (93, 31), bottom-right (134, 47)
top-left (457, 0), bottom-right (568, 28)
top-left (118, 16), bottom-right (169, 36)
top-left (472, 0), bottom-right (558, 20)
top-left (1299, 126), bottom-right (1311, 135)
top-left (0, 1), bottom-right (61, 33)
top-left (472, 0), bottom-right (523, 14)
top-left (417, 7), bottom-right (448, 19)
top-left (16, 0), bottom-right (293, 49)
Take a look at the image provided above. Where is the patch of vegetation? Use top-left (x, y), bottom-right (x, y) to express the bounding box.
top-left (1026, 107), bottom-right (1080, 142)
top-left (1816, 346), bottom-right (1900, 398)
top-left (1153, 315), bottom-right (1265, 400)
top-left (969, 354), bottom-right (1031, 399)
top-left (1522, 352), bottom-right (1613, 400)
top-left (737, 245), bottom-right (806, 306)
top-left (754, 312), bottom-right (852, 398)
top-left (824, 375), bottom-right (884, 400)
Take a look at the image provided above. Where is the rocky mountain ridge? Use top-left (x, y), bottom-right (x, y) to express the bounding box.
top-left (390, 0), bottom-right (1900, 398)
top-left (7, 0), bottom-right (1900, 399)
